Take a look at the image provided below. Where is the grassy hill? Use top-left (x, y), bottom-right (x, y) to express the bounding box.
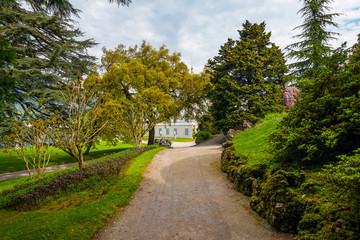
top-left (233, 113), bottom-right (284, 167)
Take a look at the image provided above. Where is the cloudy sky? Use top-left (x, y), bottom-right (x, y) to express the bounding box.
top-left (71, 0), bottom-right (360, 73)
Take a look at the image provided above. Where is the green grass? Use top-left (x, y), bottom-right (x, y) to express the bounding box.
top-left (0, 142), bottom-right (135, 174)
top-left (0, 147), bottom-right (164, 240)
top-left (233, 113), bottom-right (285, 166)
top-left (143, 137), bottom-right (195, 142)
top-left (170, 138), bottom-right (195, 142)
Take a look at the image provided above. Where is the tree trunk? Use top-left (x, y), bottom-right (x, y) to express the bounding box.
top-left (136, 139), bottom-right (142, 150)
top-left (84, 140), bottom-right (93, 156)
top-left (148, 127), bottom-right (155, 145)
top-left (78, 152), bottom-right (85, 172)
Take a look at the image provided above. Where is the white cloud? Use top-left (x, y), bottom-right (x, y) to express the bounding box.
top-left (71, 0), bottom-right (360, 73)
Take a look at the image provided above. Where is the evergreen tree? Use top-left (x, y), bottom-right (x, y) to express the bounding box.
top-left (207, 21), bottom-right (288, 133)
top-left (0, 39), bottom-right (16, 123)
top-left (0, 4), bottom-right (96, 135)
top-left (1, 0), bottom-right (132, 18)
top-left (286, 0), bottom-right (341, 78)
top-left (270, 38), bottom-right (360, 165)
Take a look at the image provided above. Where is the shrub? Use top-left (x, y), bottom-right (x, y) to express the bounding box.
top-left (321, 150), bottom-right (360, 233)
top-left (195, 130), bottom-right (212, 141)
top-left (282, 86), bottom-right (300, 109)
top-left (270, 39), bottom-right (360, 165)
top-left (0, 146), bottom-right (155, 211)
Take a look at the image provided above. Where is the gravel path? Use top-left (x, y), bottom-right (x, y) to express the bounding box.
top-left (96, 144), bottom-right (294, 240)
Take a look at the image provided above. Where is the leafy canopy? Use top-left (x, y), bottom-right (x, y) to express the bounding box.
top-left (90, 41), bottom-right (208, 148)
top-left (207, 21), bottom-right (288, 133)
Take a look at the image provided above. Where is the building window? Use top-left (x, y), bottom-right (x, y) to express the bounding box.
top-left (185, 128), bottom-right (189, 136)
top-left (174, 128), bottom-right (177, 135)
top-left (159, 128), bottom-right (162, 136)
top-left (166, 128), bottom-right (169, 135)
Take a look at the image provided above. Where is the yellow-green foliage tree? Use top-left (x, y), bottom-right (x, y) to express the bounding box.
top-left (95, 41), bottom-right (208, 147)
top-left (50, 76), bottom-right (109, 172)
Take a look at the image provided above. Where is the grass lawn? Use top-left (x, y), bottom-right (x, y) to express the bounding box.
top-left (0, 147), bottom-right (164, 240)
top-left (233, 113), bottom-right (285, 166)
top-left (143, 137), bottom-right (195, 143)
top-left (0, 142), bottom-right (135, 174)
top-left (171, 138), bottom-right (195, 142)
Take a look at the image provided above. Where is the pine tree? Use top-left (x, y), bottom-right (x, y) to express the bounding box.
top-left (207, 21), bottom-right (288, 133)
top-left (0, 4), bottom-right (96, 135)
top-left (286, 0), bottom-right (341, 79)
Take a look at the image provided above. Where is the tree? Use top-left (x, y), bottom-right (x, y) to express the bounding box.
top-left (2, 0), bottom-right (132, 18)
top-left (96, 42), bottom-right (208, 147)
top-left (207, 21), bottom-right (288, 133)
top-left (286, 0), bottom-right (341, 79)
top-left (3, 118), bottom-right (56, 178)
top-left (270, 38), bottom-right (360, 165)
top-left (50, 76), bottom-right (109, 172)
top-left (0, 39), bottom-right (16, 123)
top-left (0, 3), bottom-right (96, 135)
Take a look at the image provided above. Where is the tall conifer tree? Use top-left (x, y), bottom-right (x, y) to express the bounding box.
top-left (207, 21), bottom-right (288, 133)
top-left (0, 4), bottom-right (96, 135)
top-left (286, 0), bottom-right (341, 78)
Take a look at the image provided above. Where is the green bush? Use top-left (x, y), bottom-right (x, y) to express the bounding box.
top-left (0, 146), bottom-right (155, 211)
top-left (195, 130), bottom-right (212, 141)
top-left (269, 39), bottom-right (360, 165)
top-left (321, 150), bottom-right (360, 231)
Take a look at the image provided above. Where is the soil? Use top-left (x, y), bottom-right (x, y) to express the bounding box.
top-left (96, 138), bottom-right (294, 240)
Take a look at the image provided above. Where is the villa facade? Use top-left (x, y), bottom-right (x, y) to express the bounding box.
top-left (154, 119), bottom-right (197, 139)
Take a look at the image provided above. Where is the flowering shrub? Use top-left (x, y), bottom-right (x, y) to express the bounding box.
top-left (282, 87), bottom-right (300, 109)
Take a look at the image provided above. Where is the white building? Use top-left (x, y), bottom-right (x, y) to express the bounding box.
top-left (154, 118), bottom-right (197, 139)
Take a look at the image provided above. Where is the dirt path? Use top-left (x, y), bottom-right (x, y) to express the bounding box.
top-left (97, 144), bottom-right (294, 240)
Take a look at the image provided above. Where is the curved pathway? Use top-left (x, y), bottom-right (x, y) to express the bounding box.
top-left (96, 143), bottom-right (294, 240)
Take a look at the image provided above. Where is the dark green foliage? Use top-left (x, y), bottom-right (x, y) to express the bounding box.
top-left (0, 146), bottom-right (154, 211)
top-left (270, 39), bottom-right (360, 165)
top-left (195, 130), bottom-right (211, 141)
top-left (0, 39), bottom-right (16, 123)
top-left (297, 203), bottom-right (357, 240)
top-left (24, 0), bottom-right (79, 18)
top-left (321, 150), bottom-right (360, 233)
top-left (207, 21), bottom-right (288, 133)
top-left (197, 114), bottom-right (216, 134)
top-left (0, 4), bottom-right (96, 135)
top-left (108, 0), bottom-right (132, 6)
top-left (286, 0), bottom-right (341, 78)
